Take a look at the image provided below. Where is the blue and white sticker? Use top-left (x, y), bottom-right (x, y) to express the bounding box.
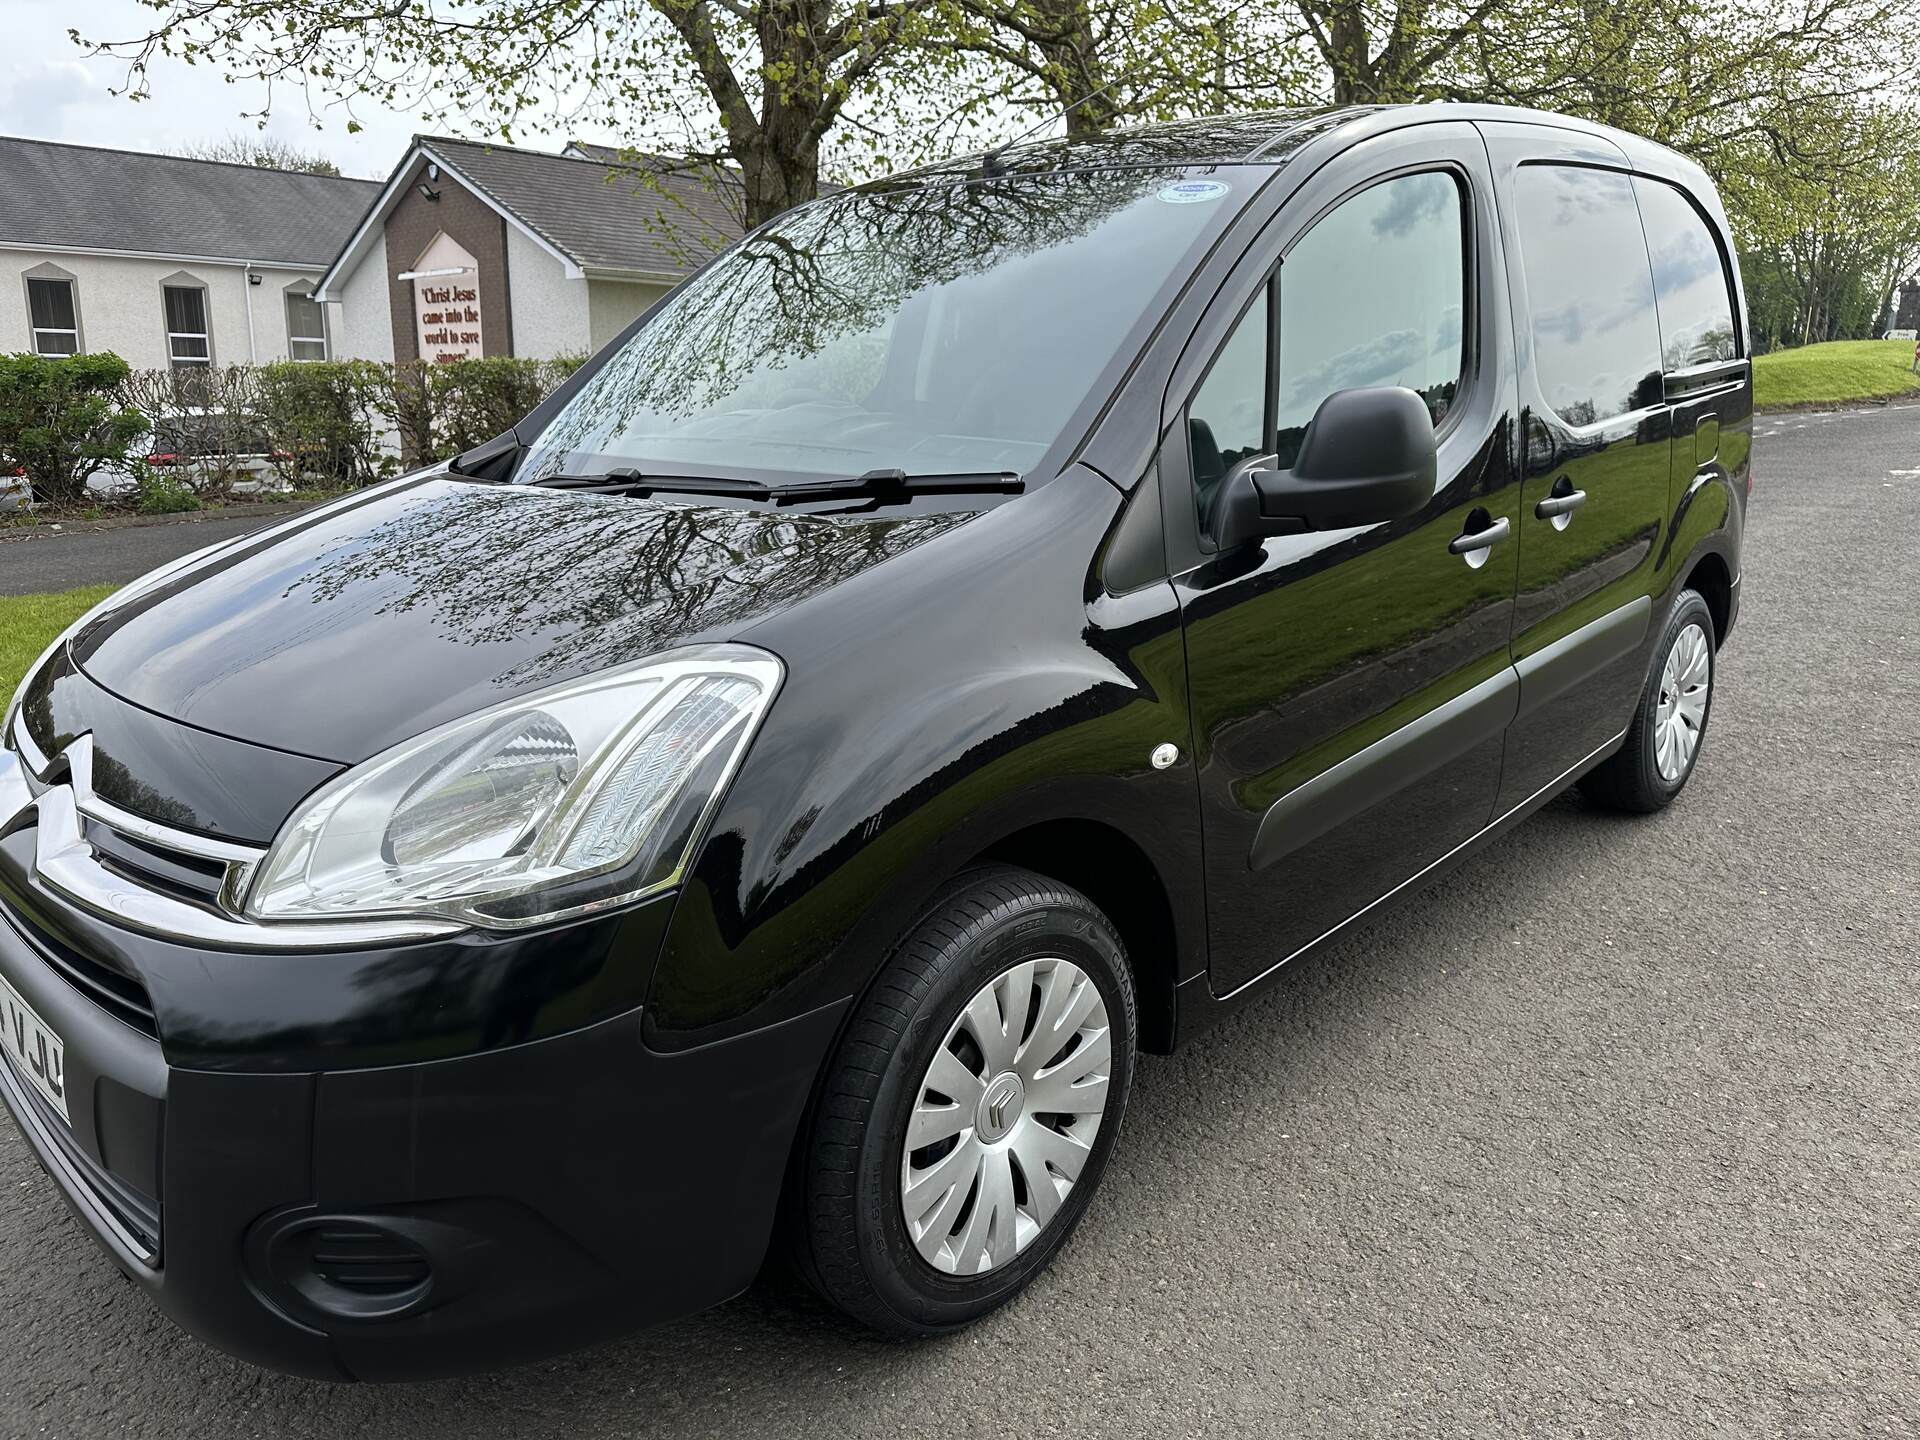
top-left (1158, 179), bottom-right (1230, 205)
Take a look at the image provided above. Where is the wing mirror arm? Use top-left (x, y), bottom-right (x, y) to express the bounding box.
top-left (1210, 386), bottom-right (1438, 552)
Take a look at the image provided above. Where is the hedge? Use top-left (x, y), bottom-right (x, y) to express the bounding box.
top-left (1, 352), bottom-right (588, 508)
top-left (0, 352), bottom-right (148, 506)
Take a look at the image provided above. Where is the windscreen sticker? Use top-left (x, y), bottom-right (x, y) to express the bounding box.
top-left (1158, 179), bottom-right (1231, 204)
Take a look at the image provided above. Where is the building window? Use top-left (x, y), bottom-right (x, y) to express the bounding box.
top-left (26, 275), bottom-right (79, 355)
top-left (285, 286), bottom-right (328, 361)
top-left (163, 283), bottom-right (212, 367)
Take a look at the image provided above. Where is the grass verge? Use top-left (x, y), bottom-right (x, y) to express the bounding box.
top-left (1, 586), bottom-right (118, 709)
top-left (1753, 338), bottom-right (1920, 410)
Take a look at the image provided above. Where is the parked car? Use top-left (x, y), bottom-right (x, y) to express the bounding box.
top-left (0, 104), bottom-right (1746, 1381)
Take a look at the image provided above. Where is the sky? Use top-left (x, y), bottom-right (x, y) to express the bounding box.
top-left (0, 0), bottom-right (627, 177)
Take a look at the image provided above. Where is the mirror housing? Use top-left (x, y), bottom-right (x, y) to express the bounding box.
top-left (1211, 386), bottom-right (1436, 551)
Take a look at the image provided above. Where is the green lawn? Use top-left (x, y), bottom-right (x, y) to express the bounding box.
top-left (1753, 338), bottom-right (1920, 410)
top-left (0, 586), bottom-right (118, 709)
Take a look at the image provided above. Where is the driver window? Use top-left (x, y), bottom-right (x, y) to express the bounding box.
top-left (1276, 171), bottom-right (1465, 466)
top-left (1187, 286), bottom-right (1270, 526)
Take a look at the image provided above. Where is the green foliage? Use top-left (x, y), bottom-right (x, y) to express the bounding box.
top-left (1752, 338), bottom-right (1920, 409)
top-left (0, 352), bottom-right (148, 507)
top-left (388, 355), bottom-right (588, 462)
top-left (134, 465), bottom-right (202, 514)
top-left (255, 359), bottom-right (392, 486)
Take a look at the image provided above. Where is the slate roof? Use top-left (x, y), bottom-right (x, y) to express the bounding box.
top-left (425, 136), bottom-right (744, 276)
top-left (0, 136), bottom-right (379, 266)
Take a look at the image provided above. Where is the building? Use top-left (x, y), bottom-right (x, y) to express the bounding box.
top-left (314, 135), bottom-right (743, 362)
top-left (0, 137), bottom-right (378, 368)
top-left (0, 132), bottom-right (745, 371)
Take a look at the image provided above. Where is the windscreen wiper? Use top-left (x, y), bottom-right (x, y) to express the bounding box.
top-left (521, 467), bottom-right (1021, 505)
top-left (764, 469), bottom-right (1023, 505)
top-left (522, 468), bottom-right (773, 499)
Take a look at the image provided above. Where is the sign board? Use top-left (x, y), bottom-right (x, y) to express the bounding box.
top-left (411, 232), bottom-right (484, 363)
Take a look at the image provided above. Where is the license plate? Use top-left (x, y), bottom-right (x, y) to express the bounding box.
top-left (0, 974), bottom-right (67, 1123)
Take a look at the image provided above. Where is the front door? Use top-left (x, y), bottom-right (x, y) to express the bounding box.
top-left (1170, 127), bottom-right (1525, 998)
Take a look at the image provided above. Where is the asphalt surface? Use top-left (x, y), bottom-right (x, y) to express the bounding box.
top-left (0, 508), bottom-right (311, 597)
top-left (2, 405), bottom-right (1917, 1438)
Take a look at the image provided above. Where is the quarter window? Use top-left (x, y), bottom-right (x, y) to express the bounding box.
top-left (1512, 166), bottom-right (1663, 425)
top-left (284, 288), bottom-right (328, 361)
top-left (1187, 287), bottom-right (1270, 524)
top-left (163, 283), bottom-right (212, 368)
top-left (1634, 178), bottom-right (1738, 370)
top-left (27, 277), bottom-right (79, 355)
top-left (1275, 171), bottom-right (1465, 466)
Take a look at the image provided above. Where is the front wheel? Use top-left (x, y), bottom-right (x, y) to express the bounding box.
top-left (1580, 587), bottom-right (1717, 812)
top-left (789, 865), bottom-right (1137, 1337)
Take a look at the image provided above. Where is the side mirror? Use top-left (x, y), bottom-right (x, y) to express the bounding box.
top-left (1211, 386), bottom-right (1436, 550)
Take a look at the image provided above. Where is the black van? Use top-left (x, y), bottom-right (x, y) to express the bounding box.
top-left (0, 105), bottom-right (1746, 1380)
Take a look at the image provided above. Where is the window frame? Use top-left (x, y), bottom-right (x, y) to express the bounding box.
top-left (283, 280), bottom-right (329, 362)
top-left (161, 277), bottom-right (214, 369)
top-left (23, 267), bottom-right (82, 356)
top-left (1178, 161), bottom-right (1478, 552)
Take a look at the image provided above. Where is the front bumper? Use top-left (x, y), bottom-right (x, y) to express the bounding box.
top-left (0, 784), bottom-right (843, 1381)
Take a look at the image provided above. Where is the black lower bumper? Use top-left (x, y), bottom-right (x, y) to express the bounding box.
top-left (0, 908), bottom-right (845, 1381)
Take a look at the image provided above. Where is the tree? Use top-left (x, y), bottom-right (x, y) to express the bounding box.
top-left (0, 353), bottom-right (149, 507)
top-left (1720, 100), bottom-right (1920, 348)
top-left (933, 1), bottom-right (1301, 139)
top-left (81, 1), bottom-right (950, 228)
top-left (173, 132), bottom-right (342, 175)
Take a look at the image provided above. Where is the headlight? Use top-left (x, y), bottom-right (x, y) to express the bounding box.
top-left (244, 645), bottom-right (782, 929)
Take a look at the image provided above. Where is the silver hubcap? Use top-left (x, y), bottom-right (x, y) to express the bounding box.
top-left (901, 957), bottom-right (1112, 1275)
top-left (1654, 621), bottom-right (1711, 781)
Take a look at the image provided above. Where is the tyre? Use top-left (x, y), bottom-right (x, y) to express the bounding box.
top-left (790, 864), bottom-right (1138, 1337)
top-left (1579, 588), bottom-right (1716, 813)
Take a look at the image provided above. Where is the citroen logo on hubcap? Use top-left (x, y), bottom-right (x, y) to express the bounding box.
top-left (977, 1072), bottom-right (1025, 1142)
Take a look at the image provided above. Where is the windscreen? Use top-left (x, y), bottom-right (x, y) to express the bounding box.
top-left (519, 168), bottom-right (1250, 482)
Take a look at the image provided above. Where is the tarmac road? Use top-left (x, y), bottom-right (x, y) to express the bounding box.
top-left (0, 506), bottom-right (314, 597)
top-left (1, 404), bottom-right (1916, 1438)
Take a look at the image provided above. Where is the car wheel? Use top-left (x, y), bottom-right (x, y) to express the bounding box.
top-left (790, 864), bottom-right (1138, 1337)
top-left (1579, 587), bottom-right (1716, 813)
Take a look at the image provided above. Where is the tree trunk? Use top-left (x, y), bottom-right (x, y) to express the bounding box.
top-left (1323, 3), bottom-right (1375, 103)
top-left (741, 0), bottom-right (826, 227)
top-left (1030, 0), bottom-right (1112, 135)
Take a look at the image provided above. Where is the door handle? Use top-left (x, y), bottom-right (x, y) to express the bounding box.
top-left (1448, 516), bottom-right (1510, 556)
top-left (1535, 488), bottom-right (1588, 519)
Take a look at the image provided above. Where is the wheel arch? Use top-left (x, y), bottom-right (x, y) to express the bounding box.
top-left (972, 818), bottom-right (1183, 1055)
top-left (1682, 549), bottom-right (1735, 648)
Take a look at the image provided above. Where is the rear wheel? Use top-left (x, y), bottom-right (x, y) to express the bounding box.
top-left (790, 865), bottom-right (1137, 1337)
top-left (1580, 588), bottom-right (1716, 812)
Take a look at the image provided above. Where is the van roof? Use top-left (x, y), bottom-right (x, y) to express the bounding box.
top-left (884, 103), bottom-right (1700, 188)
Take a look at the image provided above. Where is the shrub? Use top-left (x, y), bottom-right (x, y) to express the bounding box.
top-left (255, 360), bottom-right (392, 487)
top-left (0, 353), bottom-right (149, 506)
top-left (383, 355), bottom-right (588, 463)
top-left (117, 365), bottom-right (265, 501)
top-left (134, 465), bottom-right (201, 514)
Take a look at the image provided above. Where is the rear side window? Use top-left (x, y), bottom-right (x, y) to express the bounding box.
top-left (1634, 178), bottom-right (1738, 369)
top-left (1512, 166), bottom-right (1662, 425)
top-left (1275, 171), bottom-right (1465, 465)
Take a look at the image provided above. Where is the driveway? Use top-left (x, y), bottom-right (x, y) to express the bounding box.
top-left (2, 406), bottom-right (1916, 1437)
